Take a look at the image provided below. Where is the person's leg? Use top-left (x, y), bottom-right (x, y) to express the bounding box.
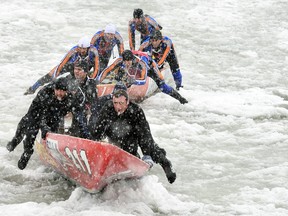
top-left (166, 47), bottom-right (183, 90)
top-left (18, 127), bottom-right (39, 170)
top-left (163, 85), bottom-right (188, 104)
top-left (24, 73), bottom-right (52, 95)
top-left (23, 64), bottom-right (73, 95)
top-left (148, 69), bottom-right (187, 104)
top-left (6, 115), bottom-right (29, 152)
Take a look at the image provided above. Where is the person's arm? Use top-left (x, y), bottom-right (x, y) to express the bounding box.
top-left (71, 93), bottom-right (90, 139)
top-left (53, 47), bottom-right (77, 78)
top-left (133, 60), bottom-right (147, 85)
top-left (138, 40), bottom-right (150, 52)
top-left (98, 57), bottom-right (123, 83)
top-left (89, 94), bottom-right (112, 132)
top-left (133, 105), bottom-right (154, 155)
top-left (128, 20), bottom-right (136, 50)
top-left (89, 46), bottom-right (100, 79)
top-left (90, 101), bottom-right (111, 141)
top-left (115, 32), bottom-right (124, 56)
top-left (146, 15), bottom-right (162, 30)
top-left (151, 60), bottom-right (164, 80)
top-left (36, 87), bottom-right (53, 139)
top-left (157, 38), bottom-right (172, 66)
top-left (84, 78), bottom-right (98, 107)
top-left (90, 30), bottom-right (102, 46)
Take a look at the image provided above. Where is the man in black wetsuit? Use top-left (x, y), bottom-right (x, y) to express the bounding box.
top-left (67, 59), bottom-right (98, 137)
top-left (88, 82), bottom-right (127, 131)
top-left (90, 89), bottom-right (176, 184)
top-left (6, 77), bottom-right (89, 170)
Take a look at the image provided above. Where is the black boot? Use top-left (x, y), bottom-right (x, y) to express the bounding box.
top-left (169, 89), bottom-right (188, 104)
top-left (6, 138), bottom-right (20, 152)
top-left (150, 144), bottom-right (176, 183)
top-left (6, 141), bottom-right (17, 152)
top-left (17, 128), bottom-right (38, 169)
top-left (24, 86), bottom-right (36, 95)
top-left (160, 158), bottom-right (176, 184)
top-left (18, 150), bottom-right (33, 170)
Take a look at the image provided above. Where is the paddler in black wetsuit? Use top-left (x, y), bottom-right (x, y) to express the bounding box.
top-left (88, 81), bottom-right (128, 131)
top-left (66, 59), bottom-right (98, 137)
top-left (6, 77), bottom-right (89, 170)
top-left (90, 89), bottom-right (176, 184)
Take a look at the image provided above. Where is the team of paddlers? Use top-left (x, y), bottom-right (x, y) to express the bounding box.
top-left (6, 9), bottom-right (190, 184)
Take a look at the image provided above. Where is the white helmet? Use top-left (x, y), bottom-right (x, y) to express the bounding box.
top-left (78, 36), bottom-right (90, 48)
top-left (104, 24), bottom-right (116, 34)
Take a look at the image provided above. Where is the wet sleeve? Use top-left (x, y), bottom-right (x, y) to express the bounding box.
top-left (86, 79), bottom-right (98, 106)
top-left (146, 15), bottom-right (162, 30)
top-left (89, 46), bottom-right (100, 79)
top-left (98, 58), bottom-right (122, 83)
top-left (71, 96), bottom-right (90, 139)
top-left (54, 48), bottom-right (77, 77)
top-left (35, 88), bottom-right (52, 131)
top-left (90, 102), bottom-right (110, 141)
top-left (128, 21), bottom-right (136, 50)
top-left (134, 107), bottom-right (155, 155)
top-left (158, 39), bottom-right (172, 66)
top-left (115, 32), bottom-right (124, 56)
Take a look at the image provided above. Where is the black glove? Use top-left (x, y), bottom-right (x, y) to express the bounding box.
top-left (176, 85), bottom-right (183, 91)
top-left (41, 127), bottom-right (50, 139)
top-left (81, 130), bottom-right (91, 140)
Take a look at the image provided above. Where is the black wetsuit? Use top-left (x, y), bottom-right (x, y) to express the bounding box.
top-left (68, 76), bottom-right (98, 136)
top-left (88, 93), bottom-right (112, 132)
top-left (90, 100), bottom-right (167, 164)
top-left (8, 83), bottom-right (89, 169)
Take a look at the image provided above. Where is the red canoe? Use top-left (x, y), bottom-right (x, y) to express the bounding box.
top-left (35, 133), bottom-right (149, 193)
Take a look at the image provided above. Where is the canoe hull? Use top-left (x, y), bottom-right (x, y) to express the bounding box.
top-left (35, 133), bottom-right (149, 193)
